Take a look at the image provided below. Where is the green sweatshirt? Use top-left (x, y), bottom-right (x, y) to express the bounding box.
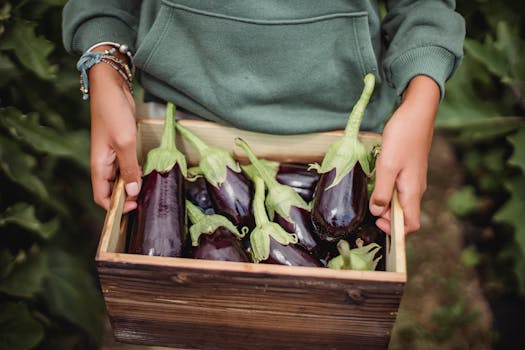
top-left (62, 0), bottom-right (465, 134)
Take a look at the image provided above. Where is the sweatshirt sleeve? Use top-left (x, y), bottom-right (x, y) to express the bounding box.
top-left (62, 0), bottom-right (142, 55)
top-left (381, 0), bottom-right (465, 99)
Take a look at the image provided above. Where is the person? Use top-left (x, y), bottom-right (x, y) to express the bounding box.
top-left (62, 0), bottom-right (465, 235)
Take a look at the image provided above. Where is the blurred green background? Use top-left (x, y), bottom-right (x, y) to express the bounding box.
top-left (0, 0), bottom-right (524, 349)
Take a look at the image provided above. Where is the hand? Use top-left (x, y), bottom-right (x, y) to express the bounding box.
top-left (88, 46), bottom-right (141, 213)
top-left (369, 75), bottom-right (440, 234)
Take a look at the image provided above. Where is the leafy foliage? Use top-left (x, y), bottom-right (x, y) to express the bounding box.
top-left (0, 1), bottom-right (106, 349)
top-left (437, 0), bottom-right (525, 295)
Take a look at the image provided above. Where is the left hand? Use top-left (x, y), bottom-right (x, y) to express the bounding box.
top-left (369, 75), bottom-right (440, 234)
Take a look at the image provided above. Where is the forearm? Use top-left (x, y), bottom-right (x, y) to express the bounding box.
top-left (399, 75), bottom-right (441, 140)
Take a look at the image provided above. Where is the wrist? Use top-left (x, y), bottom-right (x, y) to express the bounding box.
top-left (77, 46), bottom-right (133, 100)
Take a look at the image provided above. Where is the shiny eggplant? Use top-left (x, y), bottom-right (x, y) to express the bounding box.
top-left (186, 200), bottom-right (250, 262)
top-left (176, 123), bottom-right (254, 230)
top-left (309, 74), bottom-right (375, 243)
top-left (236, 139), bottom-right (321, 256)
top-left (311, 165), bottom-right (367, 242)
top-left (248, 176), bottom-right (322, 267)
top-left (127, 103), bottom-right (188, 257)
top-left (185, 176), bottom-right (215, 214)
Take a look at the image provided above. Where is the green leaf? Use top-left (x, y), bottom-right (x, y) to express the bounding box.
top-left (494, 175), bottom-right (525, 266)
top-left (0, 202), bottom-right (59, 239)
top-left (0, 18), bottom-right (57, 79)
top-left (460, 246), bottom-right (482, 268)
top-left (0, 302), bottom-right (44, 350)
top-left (507, 128), bottom-right (525, 173)
top-left (0, 248), bottom-right (15, 279)
top-left (0, 134), bottom-right (48, 199)
top-left (447, 186), bottom-right (480, 217)
top-left (0, 248), bottom-right (48, 298)
top-left (43, 249), bottom-right (104, 339)
top-left (1, 107), bottom-right (89, 169)
top-left (0, 52), bottom-right (18, 86)
top-left (437, 56), bottom-right (505, 128)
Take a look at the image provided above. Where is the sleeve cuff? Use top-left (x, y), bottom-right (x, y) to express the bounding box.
top-left (385, 46), bottom-right (457, 101)
top-left (70, 16), bottom-right (137, 55)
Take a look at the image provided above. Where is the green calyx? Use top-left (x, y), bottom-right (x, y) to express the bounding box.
top-left (143, 102), bottom-right (188, 176)
top-left (327, 239), bottom-right (382, 271)
top-left (235, 138), bottom-right (309, 223)
top-left (186, 200), bottom-right (244, 246)
top-left (176, 122), bottom-right (240, 188)
top-left (250, 176), bottom-right (298, 263)
top-left (309, 73), bottom-right (376, 189)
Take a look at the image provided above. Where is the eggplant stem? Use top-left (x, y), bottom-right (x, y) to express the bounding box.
top-left (337, 240), bottom-right (352, 269)
top-left (186, 200), bottom-right (206, 223)
top-left (344, 74), bottom-right (375, 140)
top-left (159, 103), bottom-right (177, 150)
top-left (235, 138), bottom-right (280, 188)
top-left (186, 200), bottom-right (244, 245)
top-left (252, 176), bottom-right (269, 225)
top-left (143, 103), bottom-right (187, 176)
top-left (176, 122), bottom-right (210, 157)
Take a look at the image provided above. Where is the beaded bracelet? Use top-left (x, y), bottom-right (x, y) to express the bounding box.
top-left (76, 47), bottom-right (134, 100)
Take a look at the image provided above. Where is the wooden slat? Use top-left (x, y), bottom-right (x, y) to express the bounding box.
top-left (98, 260), bottom-right (403, 350)
top-left (136, 118), bottom-right (382, 165)
top-left (97, 178), bottom-right (126, 255)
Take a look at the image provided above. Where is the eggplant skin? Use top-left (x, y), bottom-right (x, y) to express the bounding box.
top-left (311, 165), bottom-right (367, 242)
top-left (275, 163), bottom-right (319, 201)
top-left (275, 207), bottom-right (321, 256)
top-left (264, 237), bottom-right (323, 267)
top-left (207, 167), bottom-right (254, 229)
top-left (191, 227), bottom-right (251, 262)
top-left (185, 177), bottom-right (215, 214)
top-left (128, 166), bottom-right (186, 257)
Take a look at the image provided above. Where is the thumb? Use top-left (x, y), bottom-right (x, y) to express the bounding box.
top-left (369, 160), bottom-right (398, 216)
top-left (116, 144), bottom-right (142, 197)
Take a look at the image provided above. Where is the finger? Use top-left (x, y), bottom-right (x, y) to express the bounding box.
top-left (113, 134), bottom-right (142, 197)
top-left (396, 187), bottom-right (422, 235)
top-left (122, 199), bottom-right (138, 214)
top-left (375, 217), bottom-right (391, 235)
top-left (370, 156), bottom-right (399, 216)
top-left (91, 154), bottom-right (117, 210)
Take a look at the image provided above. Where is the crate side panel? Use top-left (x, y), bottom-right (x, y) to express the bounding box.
top-left (98, 261), bottom-right (403, 350)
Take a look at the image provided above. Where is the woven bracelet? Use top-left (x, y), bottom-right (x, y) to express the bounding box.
top-left (76, 47), bottom-right (134, 100)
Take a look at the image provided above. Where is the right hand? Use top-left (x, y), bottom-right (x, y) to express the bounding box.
top-left (88, 46), bottom-right (141, 213)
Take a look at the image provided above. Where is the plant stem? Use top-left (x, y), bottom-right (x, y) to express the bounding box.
top-left (253, 176), bottom-right (269, 226)
top-left (186, 200), bottom-right (205, 223)
top-left (175, 122), bottom-right (210, 157)
top-left (344, 74), bottom-right (376, 140)
top-left (235, 138), bottom-right (280, 189)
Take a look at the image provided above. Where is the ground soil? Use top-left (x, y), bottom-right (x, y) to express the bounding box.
top-left (101, 134), bottom-right (494, 350)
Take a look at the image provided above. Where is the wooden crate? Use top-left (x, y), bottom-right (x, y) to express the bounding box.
top-left (96, 119), bottom-right (406, 350)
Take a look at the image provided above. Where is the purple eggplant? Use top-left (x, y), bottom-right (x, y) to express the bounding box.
top-left (311, 165), bottom-right (367, 242)
top-left (248, 176), bottom-right (322, 267)
top-left (128, 103), bottom-right (188, 257)
top-left (236, 139), bottom-right (322, 256)
top-left (309, 74), bottom-right (375, 243)
top-left (185, 176), bottom-right (215, 214)
top-left (175, 123), bottom-right (254, 230)
top-left (186, 200), bottom-right (250, 262)
top-left (243, 161), bottom-right (319, 202)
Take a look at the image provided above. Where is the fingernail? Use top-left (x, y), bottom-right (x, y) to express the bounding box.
top-left (125, 182), bottom-right (139, 197)
top-left (370, 204), bottom-right (384, 215)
